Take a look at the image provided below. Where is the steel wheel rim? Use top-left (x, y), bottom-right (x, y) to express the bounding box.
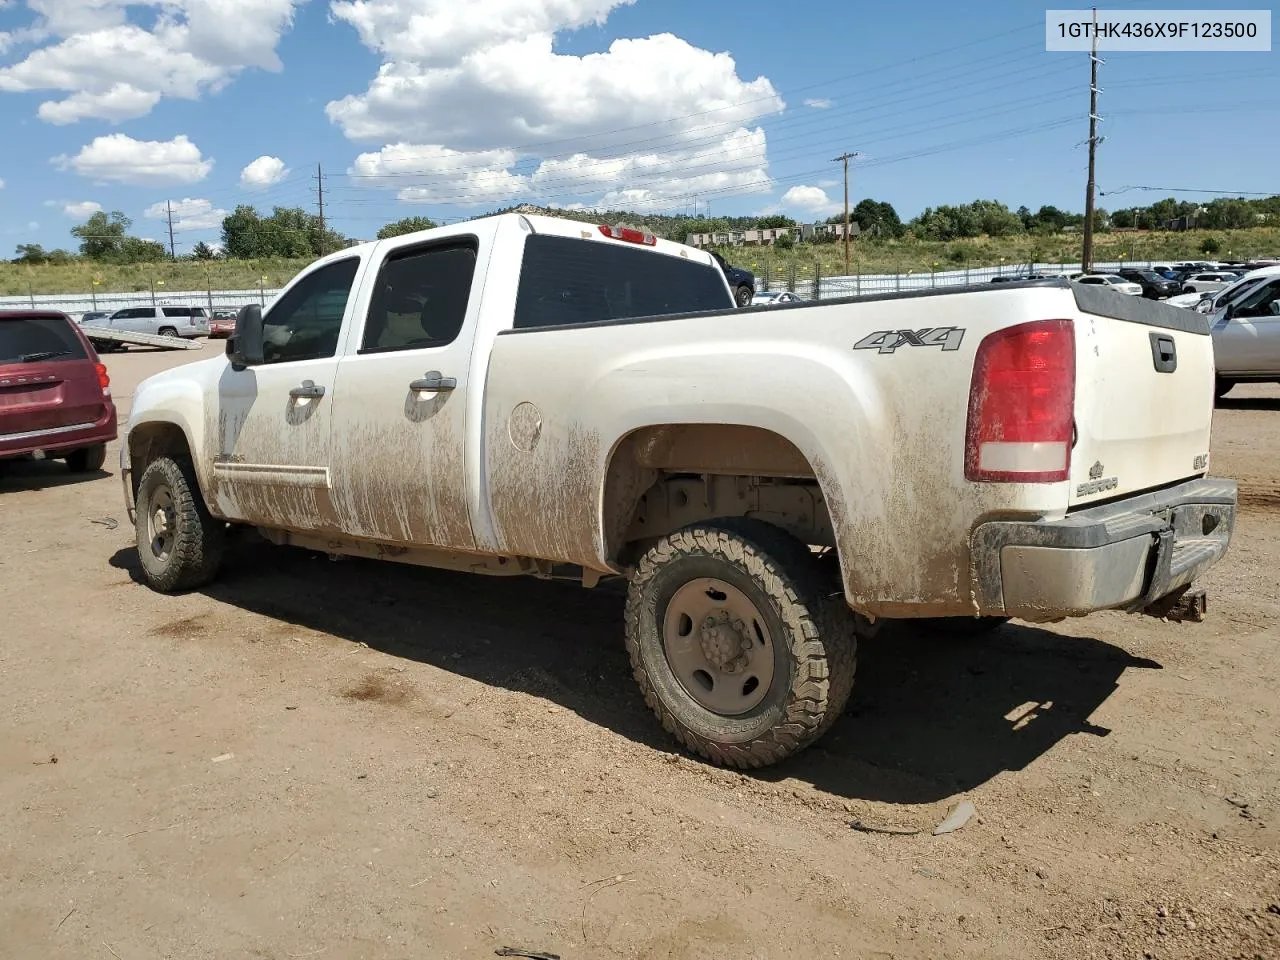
top-left (662, 578), bottom-right (775, 716)
top-left (148, 486), bottom-right (176, 562)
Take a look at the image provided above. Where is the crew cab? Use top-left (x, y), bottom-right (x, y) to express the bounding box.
top-left (121, 214), bottom-right (1237, 769)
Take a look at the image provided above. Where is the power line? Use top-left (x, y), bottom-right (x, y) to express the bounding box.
top-left (1082, 6), bottom-right (1103, 273)
top-left (831, 152), bottom-right (862, 274)
top-left (165, 200), bottom-right (176, 258)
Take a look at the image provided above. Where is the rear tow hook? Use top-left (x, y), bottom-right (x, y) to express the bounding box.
top-left (1141, 586), bottom-right (1208, 623)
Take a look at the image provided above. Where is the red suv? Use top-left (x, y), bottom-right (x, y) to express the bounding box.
top-left (1, 310), bottom-right (118, 472)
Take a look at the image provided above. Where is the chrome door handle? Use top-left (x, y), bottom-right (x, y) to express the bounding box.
top-left (409, 371), bottom-right (456, 392)
top-left (289, 380), bottom-right (326, 399)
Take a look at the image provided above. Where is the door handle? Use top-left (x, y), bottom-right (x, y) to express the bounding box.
top-left (409, 371), bottom-right (457, 392)
top-left (289, 380), bottom-right (326, 399)
top-left (1149, 332), bottom-right (1177, 374)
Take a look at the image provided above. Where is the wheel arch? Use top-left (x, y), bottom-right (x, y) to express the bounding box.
top-left (599, 421), bottom-right (853, 586)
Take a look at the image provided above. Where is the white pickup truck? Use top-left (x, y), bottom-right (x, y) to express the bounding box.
top-left (121, 213), bottom-right (1237, 768)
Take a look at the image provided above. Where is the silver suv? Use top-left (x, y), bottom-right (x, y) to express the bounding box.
top-left (104, 305), bottom-right (210, 339)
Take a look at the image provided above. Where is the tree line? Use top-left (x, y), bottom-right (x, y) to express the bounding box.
top-left (9, 194), bottom-right (1277, 266)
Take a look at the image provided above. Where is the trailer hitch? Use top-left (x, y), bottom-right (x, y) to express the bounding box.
top-left (1140, 585), bottom-right (1208, 623)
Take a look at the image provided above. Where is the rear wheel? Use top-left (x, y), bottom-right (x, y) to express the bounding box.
top-left (735, 285), bottom-right (753, 308)
top-left (134, 455), bottom-right (225, 592)
top-left (158, 326), bottom-right (179, 338)
top-left (625, 518), bottom-right (857, 769)
top-left (66, 444), bottom-right (107, 473)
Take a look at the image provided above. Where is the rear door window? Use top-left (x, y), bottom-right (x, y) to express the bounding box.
top-left (1, 315), bottom-right (89, 365)
top-left (513, 235), bottom-right (732, 330)
top-left (161, 307), bottom-right (192, 318)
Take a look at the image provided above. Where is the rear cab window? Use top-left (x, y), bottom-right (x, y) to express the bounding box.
top-left (1, 315), bottom-right (89, 366)
top-left (513, 235), bottom-right (732, 330)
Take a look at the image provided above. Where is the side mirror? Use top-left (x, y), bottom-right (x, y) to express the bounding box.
top-left (230, 304), bottom-right (264, 366)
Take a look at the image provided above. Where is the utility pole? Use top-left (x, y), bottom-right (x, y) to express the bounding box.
top-left (165, 200), bottom-right (176, 259)
top-left (1081, 6), bottom-right (1103, 272)
top-left (831, 151), bottom-right (862, 276)
top-left (315, 162), bottom-right (327, 256)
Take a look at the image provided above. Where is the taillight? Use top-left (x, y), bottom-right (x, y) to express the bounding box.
top-left (598, 224), bottom-right (657, 246)
top-left (965, 319), bottom-right (1075, 483)
top-left (95, 362), bottom-right (111, 397)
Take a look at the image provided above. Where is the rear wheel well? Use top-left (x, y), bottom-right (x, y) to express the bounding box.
top-left (602, 424), bottom-right (837, 570)
top-left (129, 422), bottom-right (193, 501)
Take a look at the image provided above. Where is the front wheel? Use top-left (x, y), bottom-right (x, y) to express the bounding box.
top-left (625, 519), bottom-right (857, 769)
top-left (735, 285), bottom-right (753, 308)
top-left (135, 455), bottom-right (225, 592)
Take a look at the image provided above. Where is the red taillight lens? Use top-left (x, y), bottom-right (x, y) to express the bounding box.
top-left (95, 361), bottom-right (111, 396)
top-left (598, 224), bottom-right (657, 245)
top-left (965, 319), bottom-right (1075, 483)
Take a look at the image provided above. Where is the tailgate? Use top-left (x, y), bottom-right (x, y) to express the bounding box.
top-left (1069, 285), bottom-right (1214, 507)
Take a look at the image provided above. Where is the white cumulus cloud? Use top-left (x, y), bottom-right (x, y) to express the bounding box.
top-left (239, 155), bottom-right (289, 188)
top-left (781, 185), bottom-right (839, 216)
top-left (52, 133), bottom-right (213, 185)
top-left (328, 1), bottom-right (784, 210)
top-left (63, 200), bottom-right (102, 217)
top-left (0, 0), bottom-right (303, 124)
top-left (143, 197), bottom-right (228, 231)
top-left (37, 83), bottom-right (161, 124)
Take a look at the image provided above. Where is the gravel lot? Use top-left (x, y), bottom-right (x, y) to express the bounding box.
top-left (2, 347), bottom-right (1277, 960)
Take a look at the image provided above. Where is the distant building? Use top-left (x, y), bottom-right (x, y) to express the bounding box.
top-left (685, 221), bottom-right (860, 248)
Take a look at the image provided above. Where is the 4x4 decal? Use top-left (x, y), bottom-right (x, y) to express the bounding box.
top-left (853, 327), bottom-right (966, 355)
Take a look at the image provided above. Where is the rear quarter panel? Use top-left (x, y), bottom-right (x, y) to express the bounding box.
top-left (479, 286), bottom-right (1085, 616)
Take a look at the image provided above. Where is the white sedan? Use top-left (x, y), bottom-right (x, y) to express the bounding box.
top-left (750, 291), bottom-right (806, 306)
top-left (1181, 272), bottom-right (1238, 294)
top-left (1074, 274), bottom-right (1143, 296)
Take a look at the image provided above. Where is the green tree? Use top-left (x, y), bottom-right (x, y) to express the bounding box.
top-left (221, 205), bottom-right (347, 259)
top-left (120, 237), bottom-right (167, 262)
top-left (189, 241), bottom-right (217, 260)
top-left (1200, 235), bottom-right (1223, 255)
top-left (773, 231), bottom-right (795, 251)
top-left (14, 243), bottom-right (47, 264)
top-left (376, 216), bottom-right (439, 239)
top-left (72, 210), bottom-right (130, 260)
top-left (845, 199), bottom-right (903, 237)
top-left (753, 214), bottom-right (796, 230)
top-left (46, 249), bottom-right (74, 265)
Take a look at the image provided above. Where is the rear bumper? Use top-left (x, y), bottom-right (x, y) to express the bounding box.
top-left (970, 477), bottom-right (1237, 621)
top-left (0, 405), bottom-right (117, 459)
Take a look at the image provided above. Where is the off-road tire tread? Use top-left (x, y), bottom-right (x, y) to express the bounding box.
top-left (135, 454), bottom-right (225, 592)
top-left (625, 518), bottom-right (857, 769)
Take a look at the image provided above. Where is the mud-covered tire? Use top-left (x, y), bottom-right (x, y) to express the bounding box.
top-left (134, 454), bottom-right (225, 592)
top-left (735, 285), bottom-right (753, 308)
top-left (624, 518), bottom-right (857, 769)
top-left (65, 444), bottom-right (107, 473)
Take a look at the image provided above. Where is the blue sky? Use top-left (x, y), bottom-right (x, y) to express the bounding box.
top-left (0, 0), bottom-right (1275, 255)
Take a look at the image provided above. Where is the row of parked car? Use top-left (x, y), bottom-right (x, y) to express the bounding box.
top-left (75, 305), bottom-right (240, 343)
top-left (991, 260), bottom-right (1278, 300)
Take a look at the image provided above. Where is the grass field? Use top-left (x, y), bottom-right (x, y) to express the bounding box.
top-left (3, 227), bottom-right (1277, 296)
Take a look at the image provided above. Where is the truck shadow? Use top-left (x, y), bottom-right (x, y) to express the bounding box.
top-left (0, 457), bottom-right (110, 491)
top-left (110, 539), bottom-right (1159, 805)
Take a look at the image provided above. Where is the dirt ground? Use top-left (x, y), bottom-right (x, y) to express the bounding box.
top-left (2, 346), bottom-right (1278, 960)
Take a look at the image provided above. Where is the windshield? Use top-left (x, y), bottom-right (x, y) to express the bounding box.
top-left (0, 315), bottom-right (89, 366)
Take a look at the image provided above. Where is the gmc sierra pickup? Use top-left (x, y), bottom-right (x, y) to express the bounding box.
top-left (121, 213), bottom-right (1237, 768)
